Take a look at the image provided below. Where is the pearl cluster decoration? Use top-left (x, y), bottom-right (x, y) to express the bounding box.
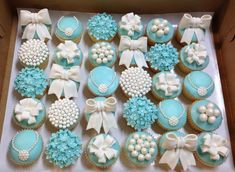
top-left (120, 67), bottom-right (151, 97)
top-left (198, 102), bottom-right (221, 124)
top-left (127, 132), bottom-right (157, 162)
top-left (48, 99), bottom-right (80, 129)
top-left (19, 150), bottom-right (30, 161)
top-left (151, 19), bottom-right (170, 37)
top-left (18, 39), bottom-right (49, 67)
top-left (91, 42), bottom-right (115, 64)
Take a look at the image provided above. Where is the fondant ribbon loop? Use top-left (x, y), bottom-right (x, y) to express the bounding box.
top-left (89, 135), bottom-right (118, 163)
top-left (48, 64), bottom-right (80, 99)
top-left (15, 98), bottom-right (43, 125)
top-left (201, 133), bottom-right (229, 160)
top-left (179, 14), bottom-right (212, 44)
top-left (85, 97), bottom-right (118, 133)
top-left (119, 36), bottom-right (148, 68)
top-left (159, 133), bottom-right (198, 171)
top-left (20, 8), bottom-right (52, 40)
top-left (185, 43), bottom-right (208, 65)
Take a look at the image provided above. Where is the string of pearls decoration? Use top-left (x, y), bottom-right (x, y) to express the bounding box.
top-left (48, 99), bottom-right (80, 129)
top-left (198, 102), bottom-right (221, 124)
top-left (151, 19), bottom-right (170, 37)
top-left (91, 42), bottom-right (115, 64)
top-left (127, 133), bottom-right (156, 162)
top-left (18, 39), bottom-right (49, 67)
top-left (120, 67), bottom-right (151, 97)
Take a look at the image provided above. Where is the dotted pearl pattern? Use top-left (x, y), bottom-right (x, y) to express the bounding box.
top-left (120, 67), bottom-right (151, 97)
top-left (48, 99), bottom-right (80, 129)
top-left (151, 19), bottom-right (170, 37)
top-left (18, 39), bottom-right (49, 67)
top-left (91, 42), bottom-right (115, 64)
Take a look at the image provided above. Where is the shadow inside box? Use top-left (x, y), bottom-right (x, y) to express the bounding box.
top-left (117, 114), bottom-right (135, 134)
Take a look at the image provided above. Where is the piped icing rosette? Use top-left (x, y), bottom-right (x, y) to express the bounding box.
top-left (48, 99), bottom-right (80, 129)
top-left (45, 129), bottom-right (82, 168)
top-left (123, 96), bottom-right (159, 131)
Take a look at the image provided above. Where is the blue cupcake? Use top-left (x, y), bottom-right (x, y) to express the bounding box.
top-left (183, 71), bottom-right (214, 100)
top-left (55, 16), bottom-right (83, 43)
top-left (45, 129), bottom-right (82, 168)
top-left (147, 18), bottom-right (174, 45)
top-left (9, 130), bottom-right (43, 165)
top-left (88, 42), bottom-right (117, 67)
top-left (146, 44), bottom-right (178, 72)
top-left (123, 96), bottom-right (159, 131)
top-left (158, 99), bottom-right (187, 130)
top-left (124, 131), bottom-right (158, 167)
top-left (86, 134), bottom-right (120, 168)
top-left (14, 67), bottom-right (48, 98)
top-left (87, 13), bottom-right (117, 42)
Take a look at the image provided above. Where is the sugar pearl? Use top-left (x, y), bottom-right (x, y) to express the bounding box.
top-left (129, 139), bottom-right (136, 144)
top-left (149, 148), bottom-right (155, 155)
top-left (154, 19), bottom-right (160, 25)
top-left (208, 116), bottom-right (216, 124)
top-left (131, 150), bottom-right (138, 157)
top-left (164, 27), bottom-right (170, 34)
top-left (133, 133), bottom-right (140, 139)
top-left (137, 139), bottom-right (143, 144)
top-left (214, 109), bottom-right (220, 116)
top-left (198, 106), bottom-right (206, 113)
top-left (141, 148), bottom-right (147, 155)
top-left (151, 25), bottom-right (158, 32)
top-left (156, 29), bottom-right (164, 37)
top-left (150, 142), bottom-right (156, 148)
top-left (96, 58), bottom-right (102, 64)
top-left (145, 154), bottom-right (152, 160)
top-left (147, 136), bottom-right (152, 142)
top-left (141, 134), bottom-right (146, 139)
top-left (207, 103), bottom-right (214, 109)
top-left (199, 113), bottom-right (208, 122)
top-left (138, 154), bottom-right (145, 161)
top-left (135, 145), bottom-right (141, 151)
top-left (128, 145), bottom-right (134, 151)
top-left (206, 108), bottom-right (214, 116)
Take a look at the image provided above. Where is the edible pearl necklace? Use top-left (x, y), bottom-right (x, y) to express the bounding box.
top-left (11, 131), bottom-right (39, 161)
top-left (159, 102), bottom-right (185, 126)
top-left (187, 74), bottom-right (213, 96)
top-left (151, 19), bottom-right (170, 37)
top-left (90, 70), bottom-right (117, 94)
top-left (57, 16), bottom-right (79, 37)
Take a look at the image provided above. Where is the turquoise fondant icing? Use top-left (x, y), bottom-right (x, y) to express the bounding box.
top-left (9, 130), bottom-right (43, 165)
top-left (87, 66), bottom-right (119, 96)
top-left (158, 99), bottom-right (187, 130)
top-left (14, 67), bottom-right (48, 98)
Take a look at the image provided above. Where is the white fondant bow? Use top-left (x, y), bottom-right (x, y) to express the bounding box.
top-left (119, 13), bottom-right (142, 36)
top-left (156, 73), bottom-right (180, 96)
top-left (85, 97), bottom-right (118, 134)
top-left (20, 8), bottom-right (52, 40)
top-left (201, 133), bottom-right (229, 160)
top-left (89, 134), bottom-right (118, 163)
top-left (185, 43), bottom-right (208, 65)
top-left (48, 64), bottom-right (80, 99)
top-left (159, 133), bottom-right (198, 171)
top-left (179, 14), bottom-right (212, 44)
top-left (56, 40), bottom-right (81, 64)
top-left (119, 36), bottom-right (148, 68)
top-left (15, 98), bottom-right (43, 125)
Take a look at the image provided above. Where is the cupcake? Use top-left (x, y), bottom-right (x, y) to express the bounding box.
top-left (45, 129), bottom-right (82, 168)
top-left (55, 16), bottom-right (83, 43)
top-left (88, 42), bottom-right (117, 67)
top-left (86, 134), bottom-right (120, 168)
top-left (124, 132), bottom-right (157, 167)
top-left (48, 98), bottom-right (80, 130)
top-left (14, 67), bottom-right (48, 98)
top-left (87, 66), bottom-right (119, 97)
top-left (188, 100), bottom-right (222, 132)
top-left (18, 39), bottom-right (49, 69)
top-left (9, 130), bottom-right (43, 165)
top-left (118, 36), bottom-right (148, 68)
top-left (120, 67), bottom-right (151, 97)
top-left (146, 18), bottom-right (174, 45)
top-left (196, 132), bottom-right (229, 167)
top-left (158, 99), bottom-right (187, 130)
top-left (152, 72), bottom-right (182, 100)
top-left (123, 96), bottom-right (159, 131)
top-left (146, 44), bottom-right (178, 72)
top-left (85, 97), bottom-right (118, 134)
top-left (19, 8), bottom-right (52, 41)
top-left (118, 12), bottom-right (144, 40)
top-left (54, 40), bottom-right (83, 68)
top-left (48, 63), bottom-right (80, 99)
top-left (13, 98), bottom-right (46, 129)
top-left (183, 71), bottom-right (214, 100)
top-left (178, 43), bottom-right (209, 73)
top-left (87, 13), bottom-right (117, 42)
top-left (159, 131), bottom-right (198, 171)
top-left (176, 13), bottom-right (212, 45)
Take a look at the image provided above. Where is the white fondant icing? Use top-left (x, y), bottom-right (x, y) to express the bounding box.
top-left (151, 19), bottom-right (170, 37)
top-left (185, 43), bottom-right (208, 65)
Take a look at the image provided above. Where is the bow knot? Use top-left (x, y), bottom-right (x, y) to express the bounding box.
top-left (191, 17), bottom-right (203, 28)
top-left (97, 101), bottom-right (105, 112)
top-left (177, 138), bottom-right (185, 149)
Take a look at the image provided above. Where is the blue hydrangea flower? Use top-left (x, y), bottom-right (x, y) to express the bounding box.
top-left (14, 67), bottom-right (48, 97)
top-left (123, 97), bottom-right (159, 131)
top-left (45, 129), bottom-right (82, 168)
top-left (146, 44), bottom-right (178, 71)
top-left (87, 13), bottom-right (117, 41)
